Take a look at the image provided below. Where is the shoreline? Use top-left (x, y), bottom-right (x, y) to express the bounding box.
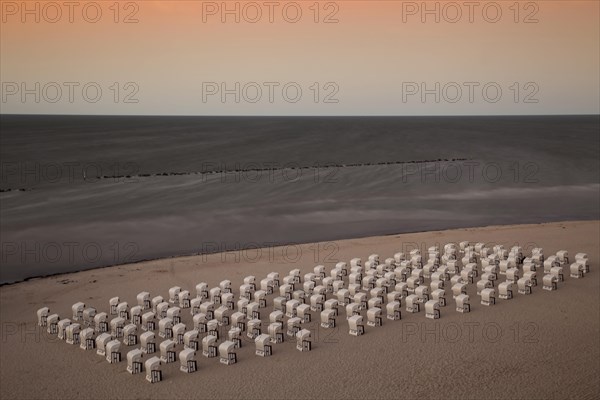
top-left (2, 219), bottom-right (597, 287)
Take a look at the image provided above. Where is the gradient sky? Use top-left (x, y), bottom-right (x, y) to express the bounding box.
top-left (1, 0), bottom-right (599, 115)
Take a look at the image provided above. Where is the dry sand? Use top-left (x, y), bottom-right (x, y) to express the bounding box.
top-left (1, 220), bottom-right (599, 400)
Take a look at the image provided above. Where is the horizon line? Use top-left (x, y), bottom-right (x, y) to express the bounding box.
top-left (2, 113), bottom-right (599, 118)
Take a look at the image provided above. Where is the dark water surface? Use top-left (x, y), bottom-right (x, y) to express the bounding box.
top-left (1, 115), bottom-right (598, 283)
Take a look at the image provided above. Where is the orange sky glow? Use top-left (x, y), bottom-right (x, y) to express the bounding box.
top-left (1, 1), bottom-right (598, 115)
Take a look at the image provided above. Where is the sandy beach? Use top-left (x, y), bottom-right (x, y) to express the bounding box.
top-left (1, 220), bottom-right (598, 400)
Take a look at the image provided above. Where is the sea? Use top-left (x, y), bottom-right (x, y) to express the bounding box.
top-left (1, 115), bottom-right (598, 284)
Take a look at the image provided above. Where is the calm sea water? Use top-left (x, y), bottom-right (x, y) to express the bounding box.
top-left (1, 115), bottom-right (599, 284)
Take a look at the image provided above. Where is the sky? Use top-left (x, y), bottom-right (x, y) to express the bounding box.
top-left (1, 0), bottom-right (599, 115)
